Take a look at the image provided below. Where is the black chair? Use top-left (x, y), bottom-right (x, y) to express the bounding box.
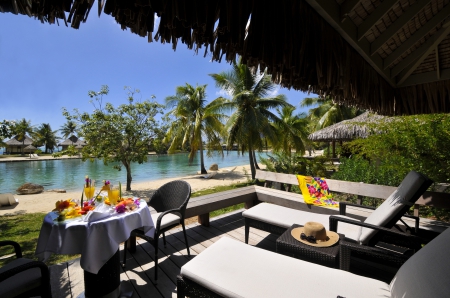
top-left (0, 241), bottom-right (52, 298)
top-left (123, 180), bottom-right (191, 283)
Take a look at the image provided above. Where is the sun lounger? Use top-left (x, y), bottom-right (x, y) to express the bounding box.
top-left (0, 193), bottom-right (18, 206)
top-left (200, 171), bottom-right (217, 179)
top-left (178, 227), bottom-right (450, 298)
top-left (222, 166), bottom-right (237, 173)
top-left (243, 171), bottom-right (432, 245)
top-left (29, 154), bottom-right (38, 159)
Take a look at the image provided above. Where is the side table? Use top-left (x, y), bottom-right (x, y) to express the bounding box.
top-left (276, 224), bottom-right (344, 268)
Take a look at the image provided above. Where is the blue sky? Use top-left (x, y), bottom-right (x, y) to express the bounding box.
top-left (0, 12), bottom-right (316, 138)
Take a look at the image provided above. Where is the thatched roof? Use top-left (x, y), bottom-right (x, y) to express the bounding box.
top-left (5, 135), bottom-right (34, 146)
top-left (24, 144), bottom-right (37, 150)
top-left (308, 112), bottom-right (386, 142)
top-left (2, 0), bottom-right (450, 115)
top-left (58, 135), bottom-right (86, 146)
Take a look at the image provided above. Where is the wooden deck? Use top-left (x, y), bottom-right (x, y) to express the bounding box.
top-left (49, 209), bottom-right (279, 298)
top-left (49, 208), bottom-right (403, 298)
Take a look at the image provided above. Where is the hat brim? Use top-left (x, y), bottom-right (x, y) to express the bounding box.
top-left (291, 227), bottom-right (339, 247)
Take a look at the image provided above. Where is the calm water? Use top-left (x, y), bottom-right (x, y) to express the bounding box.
top-left (0, 152), bottom-right (266, 193)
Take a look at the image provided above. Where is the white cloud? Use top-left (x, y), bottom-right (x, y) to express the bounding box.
top-left (267, 86), bottom-right (280, 97)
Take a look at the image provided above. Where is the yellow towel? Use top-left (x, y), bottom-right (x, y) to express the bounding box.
top-left (297, 175), bottom-right (339, 207)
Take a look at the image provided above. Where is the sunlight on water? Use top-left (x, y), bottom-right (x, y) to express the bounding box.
top-left (0, 152), bottom-right (267, 193)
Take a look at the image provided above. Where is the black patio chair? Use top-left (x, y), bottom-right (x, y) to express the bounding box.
top-left (123, 180), bottom-right (191, 283)
top-left (0, 240), bottom-right (52, 298)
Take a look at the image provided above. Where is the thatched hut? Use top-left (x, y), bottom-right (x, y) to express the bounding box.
top-left (308, 112), bottom-right (386, 158)
top-left (4, 135), bottom-right (34, 154)
top-left (58, 135), bottom-right (86, 151)
top-left (1, 1), bottom-right (450, 115)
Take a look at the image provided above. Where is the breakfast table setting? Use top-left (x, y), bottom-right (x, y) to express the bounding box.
top-left (35, 179), bottom-right (155, 298)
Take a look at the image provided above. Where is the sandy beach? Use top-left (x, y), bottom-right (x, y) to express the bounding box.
top-left (0, 165), bottom-right (253, 216)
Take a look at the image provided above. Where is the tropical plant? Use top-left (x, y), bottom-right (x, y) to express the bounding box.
top-left (271, 106), bottom-right (309, 156)
top-left (60, 120), bottom-right (78, 142)
top-left (63, 85), bottom-right (164, 191)
top-left (34, 123), bottom-right (59, 153)
top-left (12, 118), bottom-right (34, 155)
top-left (164, 83), bottom-right (226, 174)
top-left (301, 96), bottom-right (362, 130)
top-left (1, 120), bottom-right (15, 148)
top-left (210, 59), bottom-right (290, 179)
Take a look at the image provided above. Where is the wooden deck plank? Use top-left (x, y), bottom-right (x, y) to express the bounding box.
top-left (49, 262), bottom-right (71, 298)
top-left (121, 244), bottom-right (165, 298)
top-left (67, 259), bottom-right (84, 298)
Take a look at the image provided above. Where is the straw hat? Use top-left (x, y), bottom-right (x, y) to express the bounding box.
top-left (291, 222), bottom-right (339, 247)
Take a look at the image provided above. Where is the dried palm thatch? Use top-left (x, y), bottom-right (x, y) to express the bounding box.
top-left (2, 0), bottom-right (450, 115)
top-left (308, 112), bottom-right (386, 142)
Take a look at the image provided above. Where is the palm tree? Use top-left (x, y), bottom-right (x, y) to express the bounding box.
top-left (271, 106), bottom-right (309, 156)
top-left (301, 96), bottom-right (363, 157)
top-left (35, 123), bottom-right (59, 153)
top-left (13, 118), bottom-right (34, 155)
top-left (60, 120), bottom-right (77, 142)
top-left (165, 83), bottom-right (226, 174)
top-left (210, 59), bottom-right (291, 179)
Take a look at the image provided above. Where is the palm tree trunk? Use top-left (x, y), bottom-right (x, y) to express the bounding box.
top-left (253, 150), bottom-right (260, 169)
top-left (248, 143), bottom-right (256, 179)
top-left (199, 140), bottom-right (207, 174)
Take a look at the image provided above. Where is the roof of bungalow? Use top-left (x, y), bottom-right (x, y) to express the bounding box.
top-left (5, 135), bottom-right (34, 146)
top-left (308, 111), bottom-right (387, 142)
top-left (2, 0), bottom-right (450, 115)
top-left (58, 135), bottom-right (86, 146)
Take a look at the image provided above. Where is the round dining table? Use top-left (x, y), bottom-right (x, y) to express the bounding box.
top-left (35, 199), bottom-right (155, 298)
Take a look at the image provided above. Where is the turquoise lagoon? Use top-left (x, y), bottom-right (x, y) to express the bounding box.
top-left (0, 152), bottom-right (267, 193)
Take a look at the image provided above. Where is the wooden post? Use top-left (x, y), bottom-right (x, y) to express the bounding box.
top-left (198, 213), bottom-right (210, 227)
top-left (414, 204), bottom-right (419, 217)
top-left (332, 140), bottom-right (336, 158)
top-left (356, 195), bottom-right (363, 205)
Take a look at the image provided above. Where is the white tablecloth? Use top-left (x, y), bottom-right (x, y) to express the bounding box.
top-left (35, 200), bottom-right (154, 274)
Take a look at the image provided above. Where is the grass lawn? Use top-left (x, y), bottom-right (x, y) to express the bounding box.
top-left (0, 180), bottom-right (255, 267)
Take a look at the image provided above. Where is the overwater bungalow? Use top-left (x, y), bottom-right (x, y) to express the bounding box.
top-left (2, 1), bottom-right (450, 297)
top-left (3, 134), bottom-right (35, 154)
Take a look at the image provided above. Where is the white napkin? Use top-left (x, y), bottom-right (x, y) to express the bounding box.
top-left (84, 203), bottom-right (115, 222)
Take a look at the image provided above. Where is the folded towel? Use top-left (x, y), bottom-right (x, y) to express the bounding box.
top-left (297, 175), bottom-right (339, 207)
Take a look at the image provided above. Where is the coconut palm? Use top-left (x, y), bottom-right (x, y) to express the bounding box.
top-left (60, 120), bottom-right (77, 140)
top-left (34, 123), bottom-right (59, 153)
top-left (271, 106), bottom-right (309, 156)
top-left (13, 118), bottom-right (34, 155)
top-left (165, 83), bottom-right (227, 174)
top-left (301, 96), bottom-right (362, 130)
top-left (210, 59), bottom-right (291, 179)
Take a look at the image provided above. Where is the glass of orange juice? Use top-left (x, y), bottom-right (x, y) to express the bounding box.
top-left (108, 185), bottom-right (120, 205)
top-left (84, 181), bottom-right (95, 199)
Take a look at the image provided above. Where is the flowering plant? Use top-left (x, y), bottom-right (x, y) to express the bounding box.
top-left (115, 198), bottom-right (141, 214)
top-left (85, 175), bottom-right (92, 188)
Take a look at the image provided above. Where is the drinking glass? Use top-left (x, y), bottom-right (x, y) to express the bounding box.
top-left (84, 181), bottom-right (95, 200)
top-left (108, 185), bottom-right (120, 205)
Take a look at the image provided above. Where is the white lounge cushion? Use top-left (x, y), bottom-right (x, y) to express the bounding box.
top-left (390, 227), bottom-right (450, 298)
top-left (0, 258), bottom-right (42, 298)
top-left (152, 212), bottom-right (180, 230)
top-left (181, 237), bottom-right (390, 298)
top-left (360, 171), bottom-right (429, 244)
top-left (242, 203), bottom-right (362, 241)
top-left (0, 193), bottom-right (18, 206)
